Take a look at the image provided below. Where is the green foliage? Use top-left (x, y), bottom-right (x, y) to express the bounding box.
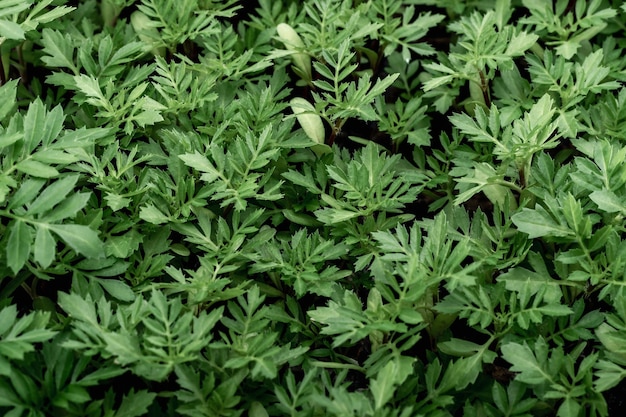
top-left (520, 0), bottom-right (617, 59)
top-left (178, 125), bottom-right (284, 211)
top-left (0, 96), bottom-right (110, 275)
top-left (1, 0), bottom-right (626, 416)
top-left (59, 289), bottom-right (224, 382)
top-left (0, 305), bottom-right (57, 376)
top-left (423, 8), bottom-right (538, 112)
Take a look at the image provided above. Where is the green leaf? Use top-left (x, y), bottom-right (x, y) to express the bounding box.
top-left (44, 192), bottom-right (91, 222)
top-left (24, 100), bottom-right (64, 150)
top-left (505, 31), bottom-right (538, 56)
top-left (0, 306), bottom-right (56, 366)
top-left (15, 159), bottom-right (59, 178)
top-left (7, 221), bottom-right (32, 274)
top-left (33, 226), bottom-right (55, 268)
top-left (501, 339), bottom-right (552, 385)
top-left (290, 97), bottom-right (326, 144)
top-left (132, 96), bottom-right (166, 127)
top-left (178, 152), bottom-right (215, 174)
top-left (596, 323), bottom-right (626, 355)
top-left (498, 264), bottom-right (563, 303)
top-left (0, 19), bottom-right (24, 40)
top-left (249, 401), bottom-right (270, 417)
top-left (555, 42), bottom-right (578, 61)
top-left (139, 204), bottom-right (169, 224)
top-left (0, 132), bottom-right (22, 148)
top-left (97, 279), bottom-right (135, 302)
top-left (398, 308), bottom-right (423, 324)
top-left (314, 207), bottom-right (360, 224)
top-left (113, 389), bottom-right (157, 417)
top-left (438, 338), bottom-right (486, 357)
top-left (32, 149), bottom-right (79, 164)
top-left (27, 174), bottom-right (79, 216)
top-left (73, 74), bottom-right (105, 100)
top-left (595, 360), bottom-right (626, 392)
top-left (40, 28), bottom-right (78, 71)
top-left (371, 360), bottom-right (398, 410)
top-left (449, 352), bottom-right (488, 390)
top-left (54, 384), bottom-right (90, 406)
top-left (101, 332), bottom-right (142, 364)
top-left (276, 23), bottom-right (311, 81)
top-left (48, 224), bottom-right (104, 258)
top-left (0, 306), bottom-right (17, 336)
top-left (0, 79), bottom-right (17, 121)
top-left (590, 190), bottom-right (626, 214)
top-left (512, 207), bottom-right (573, 239)
top-left (370, 356), bottom-right (415, 410)
top-left (58, 292), bottom-right (99, 326)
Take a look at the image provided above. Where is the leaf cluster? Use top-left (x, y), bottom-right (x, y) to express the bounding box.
top-left (2, 1), bottom-right (626, 416)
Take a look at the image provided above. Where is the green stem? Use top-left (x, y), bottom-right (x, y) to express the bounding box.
top-left (467, 70), bottom-right (489, 114)
top-left (309, 360), bottom-right (366, 373)
top-left (327, 118), bottom-right (345, 146)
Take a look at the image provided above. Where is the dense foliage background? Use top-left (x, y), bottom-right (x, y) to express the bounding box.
top-left (2, 0), bottom-right (626, 416)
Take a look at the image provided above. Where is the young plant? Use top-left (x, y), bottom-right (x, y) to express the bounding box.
top-left (2, 1), bottom-right (626, 416)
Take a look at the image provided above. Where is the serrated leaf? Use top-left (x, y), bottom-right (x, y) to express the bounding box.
top-left (449, 353), bottom-right (487, 390)
top-left (15, 159), bottom-right (59, 178)
top-left (438, 338), bottom-right (485, 357)
top-left (73, 74), bottom-right (104, 99)
top-left (133, 97), bottom-right (166, 127)
top-left (398, 309), bottom-right (423, 324)
top-left (7, 221), bottom-right (32, 274)
top-left (512, 207), bottom-right (573, 238)
top-left (178, 152), bottom-right (215, 173)
top-left (101, 332), bottom-right (142, 364)
top-left (114, 390), bottom-right (157, 417)
top-left (44, 192), bottom-right (90, 222)
top-left (556, 397), bottom-right (581, 417)
top-left (7, 179), bottom-right (44, 210)
top-left (370, 356), bottom-right (415, 410)
top-left (505, 31), bottom-right (538, 56)
top-left (0, 306), bottom-right (56, 363)
top-left (314, 207), bottom-right (360, 224)
top-left (33, 226), bottom-right (55, 268)
top-left (40, 28), bottom-right (77, 70)
top-left (139, 204), bottom-right (169, 224)
top-left (590, 190), bottom-right (626, 214)
top-left (57, 292), bottom-right (98, 325)
top-left (24, 99), bottom-right (63, 150)
top-left (31, 149), bottom-right (78, 164)
top-left (104, 192), bottom-right (130, 212)
top-left (0, 305), bottom-right (17, 336)
top-left (54, 127), bottom-right (114, 147)
top-left (498, 266), bottom-right (562, 303)
top-left (0, 79), bottom-right (17, 121)
top-left (501, 341), bottom-right (551, 385)
top-left (594, 359), bottom-right (626, 392)
top-left (106, 232), bottom-right (142, 258)
top-left (555, 41), bottom-right (579, 60)
top-left (0, 132), bottom-right (22, 148)
top-left (0, 19), bottom-right (24, 40)
top-left (97, 279), bottom-right (135, 302)
top-left (27, 174), bottom-right (79, 216)
top-left (371, 361), bottom-right (398, 410)
top-left (596, 323), bottom-right (626, 354)
top-left (48, 224), bottom-right (104, 258)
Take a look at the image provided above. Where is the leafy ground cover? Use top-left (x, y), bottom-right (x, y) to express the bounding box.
top-left (1, 0), bottom-right (626, 415)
